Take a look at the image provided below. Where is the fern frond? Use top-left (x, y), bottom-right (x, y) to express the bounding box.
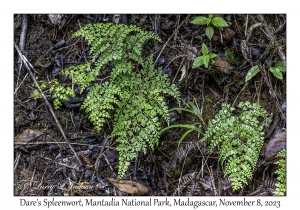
top-left (201, 101), bottom-right (267, 191)
top-left (273, 149), bottom-right (286, 196)
top-left (49, 23), bottom-right (180, 179)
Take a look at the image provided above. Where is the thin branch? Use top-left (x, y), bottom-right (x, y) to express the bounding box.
top-left (18, 14), bottom-right (28, 70)
top-left (232, 82), bottom-right (248, 107)
top-left (257, 14), bottom-right (286, 62)
top-left (154, 14), bottom-right (191, 67)
top-left (14, 42), bottom-right (82, 165)
top-left (94, 136), bottom-right (109, 171)
top-left (258, 64), bottom-right (286, 121)
top-left (14, 141), bottom-right (115, 149)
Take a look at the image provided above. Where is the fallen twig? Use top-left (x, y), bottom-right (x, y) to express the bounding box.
top-left (14, 141), bottom-right (115, 149)
top-left (14, 42), bottom-right (82, 165)
top-left (209, 166), bottom-right (218, 196)
top-left (18, 14), bottom-right (28, 70)
top-left (153, 14), bottom-right (191, 67)
top-left (103, 154), bottom-right (117, 177)
top-left (241, 22), bottom-right (263, 63)
top-left (258, 64), bottom-right (286, 121)
top-left (94, 136), bottom-right (109, 171)
top-left (14, 151), bottom-right (22, 171)
top-left (257, 14), bottom-right (286, 62)
top-left (232, 82), bottom-right (248, 107)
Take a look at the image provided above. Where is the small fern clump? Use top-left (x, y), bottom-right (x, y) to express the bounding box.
top-left (273, 149), bottom-right (286, 196)
top-left (201, 101), bottom-right (267, 191)
top-left (49, 23), bottom-right (180, 179)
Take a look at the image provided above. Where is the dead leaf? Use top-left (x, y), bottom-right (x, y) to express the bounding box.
top-left (222, 27), bottom-right (236, 43)
top-left (264, 131), bottom-right (286, 162)
top-left (160, 20), bottom-right (175, 30)
top-left (108, 178), bottom-right (149, 195)
top-left (214, 57), bottom-right (230, 74)
top-left (14, 129), bottom-right (44, 143)
top-left (105, 150), bottom-right (119, 162)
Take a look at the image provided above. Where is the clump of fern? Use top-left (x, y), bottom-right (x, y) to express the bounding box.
top-left (201, 101), bottom-right (267, 191)
top-left (49, 23), bottom-right (180, 179)
top-left (273, 149), bottom-right (286, 196)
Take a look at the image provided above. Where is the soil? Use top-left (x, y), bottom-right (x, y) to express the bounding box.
top-left (14, 14), bottom-right (286, 196)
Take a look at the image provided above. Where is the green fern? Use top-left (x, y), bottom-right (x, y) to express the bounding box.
top-left (49, 23), bottom-right (180, 179)
top-left (273, 149), bottom-right (286, 196)
top-left (200, 101), bottom-right (267, 191)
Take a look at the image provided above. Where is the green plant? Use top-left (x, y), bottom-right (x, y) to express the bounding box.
top-left (225, 47), bottom-right (235, 64)
top-left (190, 14), bottom-right (228, 40)
top-left (273, 149), bottom-right (286, 196)
top-left (31, 90), bottom-right (42, 100)
top-left (192, 43), bottom-right (217, 69)
top-left (161, 101), bottom-right (205, 147)
top-left (31, 80), bottom-right (48, 99)
top-left (49, 23), bottom-right (181, 179)
top-left (245, 61), bottom-right (286, 82)
top-left (200, 101), bottom-right (267, 191)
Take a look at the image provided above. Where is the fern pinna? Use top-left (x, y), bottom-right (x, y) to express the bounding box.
top-left (274, 149), bottom-right (286, 196)
top-left (49, 23), bottom-right (180, 179)
top-left (201, 102), bottom-right (267, 191)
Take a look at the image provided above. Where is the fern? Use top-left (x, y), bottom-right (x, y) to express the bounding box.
top-left (273, 149), bottom-right (286, 196)
top-left (49, 23), bottom-right (180, 179)
top-left (201, 101), bottom-right (267, 191)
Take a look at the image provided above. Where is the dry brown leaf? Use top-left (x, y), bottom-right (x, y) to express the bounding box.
top-left (108, 178), bottom-right (149, 195)
top-left (214, 57), bottom-right (230, 74)
top-left (265, 131), bottom-right (286, 162)
top-left (222, 27), bottom-right (236, 43)
top-left (14, 129), bottom-right (44, 143)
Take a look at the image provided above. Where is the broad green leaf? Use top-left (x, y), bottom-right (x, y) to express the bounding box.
top-left (206, 17), bottom-right (212, 25)
top-left (192, 56), bottom-right (204, 69)
top-left (202, 55), bottom-right (210, 68)
top-left (245, 65), bottom-right (260, 82)
top-left (212, 17), bottom-right (229, 28)
top-left (209, 53), bottom-right (217, 59)
top-left (179, 66), bottom-right (186, 82)
top-left (190, 16), bottom-right (208, 25)
top-left (206, 26), bottom-right (214, 40)
top-left (225, 47), bottom-right (235, 63)
top-left (201, 43), bottom-right (209, 55)
top-left (270, 67), bottom-right (283, 80)
top-left (276, 61), bottom-right (286, 72)
top-left (208, 14), bottom-right (213, 19)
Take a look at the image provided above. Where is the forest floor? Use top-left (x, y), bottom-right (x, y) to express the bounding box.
top-left (14, 14), bottom-right (286, 196)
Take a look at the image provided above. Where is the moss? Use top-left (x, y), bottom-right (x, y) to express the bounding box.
top-left (40, 57), bottom-right (46, 64)
top-left (170, 168), bottom-right (181, 177)
top-left (202, 97), bottom-right (214, 124)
